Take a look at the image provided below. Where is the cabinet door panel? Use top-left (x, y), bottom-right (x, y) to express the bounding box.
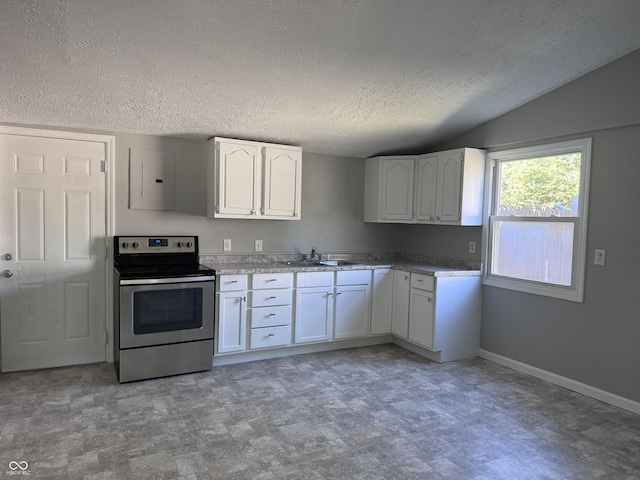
top-left (380, 158), bottom-right (415, 221)
top-left (263, 146), bottom-right (302, 218)
top-left (217, 292), bottom-right (247, 353)
top-left (371, 269), bottom-right (393, 335)
top-left (391, 271), bottom-right (410, 338)
top-left (408, 288), bottom-right (434, 350)
top-left (437, 152), bottom-right (463, 223)
top-left (334, 285), bottom-right (370, 339)
top-left (294, 288), bottom-right (333, 343)
top-left (415, 155), bottom-right (438, 222)
top-left (217, 141), bottom-right (261, 216)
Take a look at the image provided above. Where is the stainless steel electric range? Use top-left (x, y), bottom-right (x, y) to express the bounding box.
top-left (113, 236), bottom-right (215, 383)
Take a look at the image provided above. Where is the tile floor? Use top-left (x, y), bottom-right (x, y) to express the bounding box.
top-left (1, 344), bottom-right (639, 479)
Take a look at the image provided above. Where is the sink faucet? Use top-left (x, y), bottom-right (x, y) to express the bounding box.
top-left (310, 246), bottom-right (319, 262)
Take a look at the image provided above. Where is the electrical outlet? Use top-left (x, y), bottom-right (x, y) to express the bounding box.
top-left (469, 241), bottom-right (476, 254)
top-left (255, 239), bottom-right (263, 252)
top-left (223, 239), bottom-right (232, 251)
top-left (594, 248), bottom-right (606, 266)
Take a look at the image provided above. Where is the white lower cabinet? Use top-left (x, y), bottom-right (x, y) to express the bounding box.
top-left (249, 273), bottom-right (293, 350)
top-left (371, 269), bottom-right (393, 335)
top-left (391, 270), bottom-right (410, 339)
top-left (217, 275), bottom-right (248, 354)
top-left (408, 274), bottom-right (435, 349)
top-left (334, 270), bottom-right (371, 339)
top-left (394, 272), bottom-right (481, 361)
top-left (215, 267), bottom-right (480, 363)
top-left (295, 286), bottom-right (334, 343)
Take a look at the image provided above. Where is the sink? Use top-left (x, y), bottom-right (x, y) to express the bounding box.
top-left (279, 260), bottom-right (361, 267)
top-left (318, 260), bottom-right (360, 266)
top-left (279, 260), bottom-right (322, 267)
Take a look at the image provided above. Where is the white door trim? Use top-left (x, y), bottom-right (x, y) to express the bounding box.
top-left (0, 125), bottom-right (116, 364)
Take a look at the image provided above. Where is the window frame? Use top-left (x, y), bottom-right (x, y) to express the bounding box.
top-left (482, 138), bottom-right (592, 302)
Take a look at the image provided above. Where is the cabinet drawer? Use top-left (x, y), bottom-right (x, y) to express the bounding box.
top-left (250, 325), bottom-right (291, 349)
top-left (251, 288), bottom-right (292, 307)
top-left (411, 273), bottom-right (434, 291)
top-left (219, 274), bottom-right (248, 292)
top-left (251, 305), bottom-right (292, 328)
top-left (336, 270), bottom-right (371, 286)
top-left (252, 273), bottom-right (293, 289)
top-left (296, 271), bottom-right (334, 288)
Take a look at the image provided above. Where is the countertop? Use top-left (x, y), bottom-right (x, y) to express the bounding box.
top-left (201, 258), bottom-right (482, 277)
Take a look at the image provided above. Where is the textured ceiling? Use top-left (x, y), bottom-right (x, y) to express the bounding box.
top-left (1, 1), bottom-right (640, 158)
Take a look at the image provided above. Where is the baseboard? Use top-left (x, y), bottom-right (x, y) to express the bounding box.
top-left (479, 349), bottom-right (640, 416)
top-left (213, 335), bottom-right (393, 366)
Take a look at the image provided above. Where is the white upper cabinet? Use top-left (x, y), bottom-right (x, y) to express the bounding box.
top-left (364, 148), bottom-right (485, 225)
top-left (364, 156), bottom-right (416, 222)
top-left (208, 137), bottom-right (302, 220)
top-left (262, 145), bottom-right (302, 218)
top-left (414, 155), bottom-right (439, 221)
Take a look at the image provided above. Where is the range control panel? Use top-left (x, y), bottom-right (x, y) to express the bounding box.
top-left (116, 236), bottom-right (197, 254)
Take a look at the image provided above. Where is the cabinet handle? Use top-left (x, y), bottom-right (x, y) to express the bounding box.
top-left (242, 296), bottom-right (246, 302)
top-left (268, 313), bottom-right (276, 316)
top-left (229, 280), bottom-right (238, 284)
top-left (335, 292), bottom-right (342, 295)
top-left (428, 298), bottom-right (432, 303)
top-left (267, 333), bottom-right (275, 337)
top-left (417, 279), bottom-right (423, 282)
top-left (268, 296), bottom-right (276, 299)
top-left (404, 275), bottom-right (408, 280)
top-left (267, 278), bottom-right (277, 282)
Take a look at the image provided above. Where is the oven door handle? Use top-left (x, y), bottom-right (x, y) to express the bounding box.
top-left (120, 275), bottom-right (214, 286)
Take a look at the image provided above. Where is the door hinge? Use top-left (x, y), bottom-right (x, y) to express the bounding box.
top-left (105, 331), bottom-right (109, 345)
top-left (100, 160), bottom-right (107, 172)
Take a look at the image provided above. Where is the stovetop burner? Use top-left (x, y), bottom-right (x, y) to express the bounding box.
top-left (113, 235), bottom-right (214, 280)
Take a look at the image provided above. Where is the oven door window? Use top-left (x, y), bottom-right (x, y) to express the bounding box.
top-left (133, 287), bottom-right (203, 334)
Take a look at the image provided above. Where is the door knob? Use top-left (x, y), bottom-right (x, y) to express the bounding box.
top-left (2, 253), bottom-right (12, 261)
top-left (2, 270), bottom-right (14, 278)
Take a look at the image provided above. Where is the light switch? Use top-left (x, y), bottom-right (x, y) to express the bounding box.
top-left (594, 249), bottom-right (606, 266)
top-left (223, 239), bottom-right (232, 251)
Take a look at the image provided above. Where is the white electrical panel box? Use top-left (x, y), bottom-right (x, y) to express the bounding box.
top-left (129, 148), bottom-right (176, 211)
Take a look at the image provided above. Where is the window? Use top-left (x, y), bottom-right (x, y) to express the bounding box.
top-left (483, 138), bottom-right (591, 302)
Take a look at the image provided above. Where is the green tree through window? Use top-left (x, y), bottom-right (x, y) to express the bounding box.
top-left (498, 154), bottom-right (581, 216)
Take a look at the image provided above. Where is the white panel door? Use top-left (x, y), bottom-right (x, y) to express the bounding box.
top-left (0, 134), bottom-right (106, 371)
top-left (380, 157), bottom-right (415, 221)
top-left (415, 155), bottom-right (439, 222)
top-left (371, 269), bottom-right (393, 335)
top-left (436, 152), bottom-right (463, 223)
top-left (408, 288), bottom-right (435, 350)
top-left (294, 287), bottom-right (333, 343)
top-left (217, 292), bottom-right (247, 354)
top-left (262, 146), bottom-right (301, 219)
top-left (216, 140), bottom-right (261, 216)
top-left (391, 271), bottom-right (410, 339)
top-left (334, 285), bottom-right (370, 339)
